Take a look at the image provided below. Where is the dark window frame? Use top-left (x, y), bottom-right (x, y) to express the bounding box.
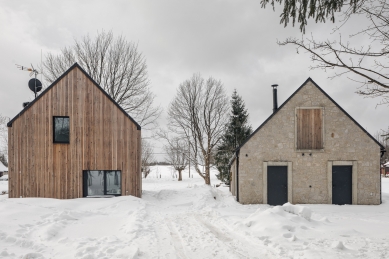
top-left (83, 170), bottom-right (122, 197)
top-left (53, 116), bottom-right (70, 144)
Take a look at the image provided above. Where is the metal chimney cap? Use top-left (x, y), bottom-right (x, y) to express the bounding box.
top-left (271, 84), bottom-right (278, 88)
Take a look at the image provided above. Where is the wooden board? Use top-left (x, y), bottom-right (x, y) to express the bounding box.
top-left (297, 108), bottom-right (323, 150)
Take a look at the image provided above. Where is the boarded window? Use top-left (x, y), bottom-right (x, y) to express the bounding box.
top-left (296, 108), bottom-right (323, 149)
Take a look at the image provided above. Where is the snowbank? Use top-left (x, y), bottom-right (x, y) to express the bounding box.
top-left (0, 181), bottom-right (7, 195)
top-left (282, 202), bottom-right (312, 220)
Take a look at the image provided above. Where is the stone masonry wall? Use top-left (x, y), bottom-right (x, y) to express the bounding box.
top-left (236, 80), bottom-right (381, 205)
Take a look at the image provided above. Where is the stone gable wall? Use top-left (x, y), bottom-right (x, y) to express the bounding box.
top-left (232, 81), bottom-right (380, 205)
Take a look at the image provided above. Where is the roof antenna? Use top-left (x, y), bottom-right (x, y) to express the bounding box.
top-left (16, 64), bottom-right (42, 98)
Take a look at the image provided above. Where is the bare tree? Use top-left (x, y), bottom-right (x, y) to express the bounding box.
top-left (141, 139), bottom-right (155, 178)
top-left (375, 131), bottom-right (389, 164)
top-left (43, 30), bottom-right (161, 129)
top-left (167, 74), bottom-right (229, 185)
top-left (0, 114), bottom-right (8, 164)
top-left (164, 137), bottom-right (188, 181)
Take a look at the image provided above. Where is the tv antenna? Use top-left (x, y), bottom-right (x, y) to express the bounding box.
top-left (16, 64), bottom-right (42, 98)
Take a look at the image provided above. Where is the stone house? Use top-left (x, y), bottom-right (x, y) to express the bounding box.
top-left (230, 78), bottom-right (385, 205)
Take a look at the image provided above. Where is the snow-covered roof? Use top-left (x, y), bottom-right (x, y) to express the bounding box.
top-left (0, 162), bottom-right (7, 172)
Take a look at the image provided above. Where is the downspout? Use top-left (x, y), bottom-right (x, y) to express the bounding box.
top-left (236, 149), bottom-right (240, 202)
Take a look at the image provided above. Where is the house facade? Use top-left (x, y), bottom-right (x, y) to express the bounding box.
top-left (230, 78), bottom-right (385, 205)
top-left (7, 63), bottom-right (141, 199)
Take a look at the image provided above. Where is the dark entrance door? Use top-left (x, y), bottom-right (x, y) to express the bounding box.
top-left (332, 166), bottom-right (352, 205)
top-left (83, 170), bottom-right (122, 197)
top-left (267, 166), bottom-right (288, 205)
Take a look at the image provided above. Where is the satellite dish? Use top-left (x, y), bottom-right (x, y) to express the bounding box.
top-left (28, 78), bottom-right (42, 93)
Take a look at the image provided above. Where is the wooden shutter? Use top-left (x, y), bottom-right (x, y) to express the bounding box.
top-left (297, 108), bottom-right (323, 149)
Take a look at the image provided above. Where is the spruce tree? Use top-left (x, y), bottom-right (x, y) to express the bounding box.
top-left (215, 90), bottom-right (252, 183)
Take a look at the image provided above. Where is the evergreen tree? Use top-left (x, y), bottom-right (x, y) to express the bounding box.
top-left (215, 90), bottom-right (252, 183)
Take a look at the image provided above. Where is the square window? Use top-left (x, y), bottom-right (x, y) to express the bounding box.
top-left (296, 108), bottom-right (323, 150)
top-left (53, 116), bottom-right (70, 143)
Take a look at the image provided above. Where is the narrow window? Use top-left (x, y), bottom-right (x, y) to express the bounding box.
top-left (53, 116), bottom-right (70, 143)
top-left (296, 108), bottom-right (323, 150)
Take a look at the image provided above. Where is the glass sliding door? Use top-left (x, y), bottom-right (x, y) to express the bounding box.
top-left (83, 170), bottom-right (121, 197)
top-left (106, 171), bottom-right (121, 195)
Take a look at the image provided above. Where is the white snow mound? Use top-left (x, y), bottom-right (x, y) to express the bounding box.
top-left (235, 202), bottom-right (324, 252)
top-left (281, 202), bottom-right (312, 220)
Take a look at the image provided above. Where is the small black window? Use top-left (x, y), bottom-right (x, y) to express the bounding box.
top-left (53, 116), bottom-right (70, 143)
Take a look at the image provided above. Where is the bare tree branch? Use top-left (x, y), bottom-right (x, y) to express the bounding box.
top-left (278, 0), bottom-right (389, 105)
top-left (141, 139), bottom-right (155, 178)
top-left (42, 30), bottom-right (162, 129)
top-left (0, 114), bottom-right (8, 164)
top-left (164, 137), bottom-right (188, 181)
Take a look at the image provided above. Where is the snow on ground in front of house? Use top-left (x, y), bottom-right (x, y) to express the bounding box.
top-left (0, 167), bottom-right (389, 258)
top-left (0, 179), bottom-right (7, 194)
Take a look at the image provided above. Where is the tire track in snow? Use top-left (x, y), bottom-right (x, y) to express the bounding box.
top-left (166, 219), bottom-right (188, 259)
top-left (192, 213), bottom-right (278, 259)
top-left (167, 212), bottom-right (272, 259)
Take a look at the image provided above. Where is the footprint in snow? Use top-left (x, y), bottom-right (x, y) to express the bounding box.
top-left (283, 232), bottom-right (297, 241)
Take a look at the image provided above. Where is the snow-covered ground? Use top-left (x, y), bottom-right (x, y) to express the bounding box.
top-left (0, 167), bottom-right (389, 258)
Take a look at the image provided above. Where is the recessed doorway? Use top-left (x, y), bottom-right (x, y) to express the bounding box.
top-left (332, 166), bottom-right (352, 205)
top-left (267, 166), bottom-right (288, 205)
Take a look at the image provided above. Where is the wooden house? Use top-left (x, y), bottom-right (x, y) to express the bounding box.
top-left (7, 63), bottom-right (141, 199)
top-left (230, 78), bottom-right (385, 205)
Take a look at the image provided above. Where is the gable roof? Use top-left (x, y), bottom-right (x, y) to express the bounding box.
top-left (7, 63), bottom-right (141, 130)
top-left (236, 77), bottom-right (385, 154)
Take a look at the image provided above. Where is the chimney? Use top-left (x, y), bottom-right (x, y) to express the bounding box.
top-left (271, 84), bottom-right (278, 113)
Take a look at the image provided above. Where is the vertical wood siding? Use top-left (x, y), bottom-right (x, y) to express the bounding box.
top-left (8, 66), bottom-right (141, 199)
top-left (297, 108), bottom-right (323, 150)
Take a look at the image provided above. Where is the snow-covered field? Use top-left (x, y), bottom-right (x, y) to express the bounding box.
top-left (0, 167), bottom-right (389, 258)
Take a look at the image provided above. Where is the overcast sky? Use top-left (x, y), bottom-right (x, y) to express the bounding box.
top-left (0, 0), bottom-right (387, 160)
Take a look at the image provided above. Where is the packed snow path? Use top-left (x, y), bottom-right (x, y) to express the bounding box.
top-left (0, 167), bottom-right (389, 258)
top-left (140, 183), bottom-right (275, 258)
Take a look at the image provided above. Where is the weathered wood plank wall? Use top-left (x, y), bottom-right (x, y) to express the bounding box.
top-left (297, 108), bottom-right (323, 150)
top-left (8, 66), bottom-right (141, 199)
